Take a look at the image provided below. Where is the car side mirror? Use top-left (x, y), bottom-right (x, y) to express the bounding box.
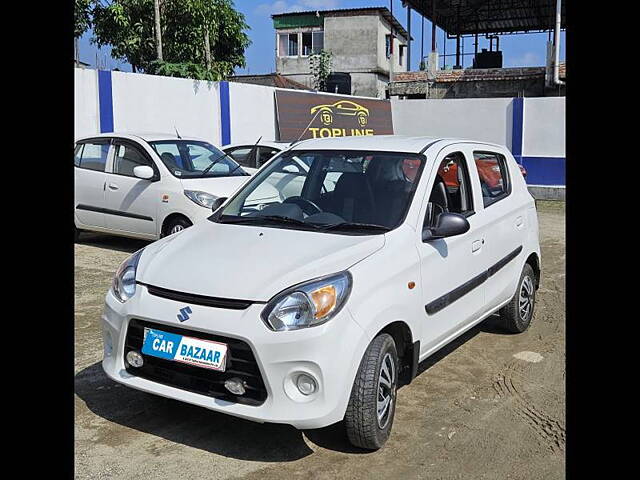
top-left (133, 165), bottom-right (154, 180)
top-left (422, 212), bottom-right (470, 241)
top-left (211, 197), bottom-right (227, 212)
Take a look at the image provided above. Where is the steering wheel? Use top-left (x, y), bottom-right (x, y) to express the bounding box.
top-left (283, 196), bottom-right (322, 216)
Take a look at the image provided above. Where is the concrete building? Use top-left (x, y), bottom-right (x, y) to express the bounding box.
top-left (272, 7), bottom-right (410, 99)
top-left (390, 63), bottom-right (566, 99)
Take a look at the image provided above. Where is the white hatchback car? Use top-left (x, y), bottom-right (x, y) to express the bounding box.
top-left (74, 133), bottom-right (278, 241)
top-left (101, 135), bottom-right (541, 450)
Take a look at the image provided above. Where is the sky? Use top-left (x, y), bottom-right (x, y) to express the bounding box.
top-left (77, 0), bottom-right (565, 74)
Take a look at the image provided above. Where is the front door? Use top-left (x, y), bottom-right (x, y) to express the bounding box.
top-left (104, 139), bottom-right (160, 237)
top-left (416, 146), bottom-right (491, 354)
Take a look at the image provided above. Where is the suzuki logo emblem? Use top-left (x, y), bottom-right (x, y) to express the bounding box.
top-left (177, 306), bottom-right (192, 322)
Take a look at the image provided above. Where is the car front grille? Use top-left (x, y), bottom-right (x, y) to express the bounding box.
top-left (139, 283), bottom-right (255, 310)
top-left (124, 319), bottom-right (267, 406)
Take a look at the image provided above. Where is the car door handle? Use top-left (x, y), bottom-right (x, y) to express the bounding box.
top-left (472, 240), bottom-right (483, 252)
top-left (515, 216), bottom-right (524, 228)
top-left (108, 183), bottom-right (119, 191)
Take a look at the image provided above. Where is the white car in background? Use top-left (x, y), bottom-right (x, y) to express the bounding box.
top-left (222, 140), bottom-right (289, 173)
top-left (74, 133), bottom-right (278, 241)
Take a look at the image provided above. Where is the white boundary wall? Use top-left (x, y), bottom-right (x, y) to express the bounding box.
top-left (522, 97), bottom-right (565, 157)
top-left (74, 68), bottom-right (100, 139)
top-left (227, 82), bottom-right (277, 144)
top-left (110, 71), bottom-right (222, 144)
top-left (391, 97), bottom-right (514, 147)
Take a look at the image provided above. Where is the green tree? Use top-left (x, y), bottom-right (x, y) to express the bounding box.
top-left (309, 50), bottom-right (332, 92)
top-left (75, 0), bottom-right (92, 38)
top-left (91, 0), bottom-right (250, 79)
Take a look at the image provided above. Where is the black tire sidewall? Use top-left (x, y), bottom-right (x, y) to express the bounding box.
top-left (165, 217), bottom-right (192, 236)
top-left (510, 264), bottom-right (536, 332)
top-left (373, 336), bottom-right (399, 442)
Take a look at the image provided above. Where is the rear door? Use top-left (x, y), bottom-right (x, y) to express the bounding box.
top-left (103, 139), bottom-right (161, 237)
top-left (468, 146), bottom-right (529, 313)
top-left (417, 145), bottom-right (492, 352)
top-left (74, 138), bottom-right (111, 228)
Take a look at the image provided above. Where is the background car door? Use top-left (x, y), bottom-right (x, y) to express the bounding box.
top-left (416, 147), bottom-right (492, 353)
top-left (104, 139), bottom-right (160, 237)
top-left (74, 139), bottom-right (111, 228)
top-left (467, 147), bottom-right (529, 314)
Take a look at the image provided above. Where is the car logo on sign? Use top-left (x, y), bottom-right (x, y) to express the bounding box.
top-left (177, 306), bottom-right (192, 322)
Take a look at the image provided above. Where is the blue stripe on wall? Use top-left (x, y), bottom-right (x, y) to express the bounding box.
top-left (219, 81), bottom-right (231, 145)
top-left (522, 156), bottom-right (565, 186)
top-left (511, 97), bottom-right (524, 160)
top-left (97, 70), bottom-right (114, 133)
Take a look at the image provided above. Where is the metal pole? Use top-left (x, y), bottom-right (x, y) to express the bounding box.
top-left (456, 35), bottom-right (460, 68)
top-left (407, 5), bottom-right (411, 70)
top-left (553, 0), bottom-right (564, 85)
top-left (421, 14), bottom-right (424, 61)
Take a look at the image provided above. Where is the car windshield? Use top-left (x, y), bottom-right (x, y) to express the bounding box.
top-left (149, 140), bottom-right (249, 178)
top-left (211, 149), bottom-right (426, 235)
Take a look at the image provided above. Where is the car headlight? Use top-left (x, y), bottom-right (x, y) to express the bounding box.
top-left (111, 249), bottom-right (144, 303)
top-left (261, 271), bottom-right (352, 331)
top-left (184, 190), bottom-right (217, 208)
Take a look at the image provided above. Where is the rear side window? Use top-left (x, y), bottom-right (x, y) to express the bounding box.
top-left (473, 151), bottom-right (511, 207)
top-left (77, 142), bottom-right (109, 172)
top-left (113, 142), bottom-right (154, 177)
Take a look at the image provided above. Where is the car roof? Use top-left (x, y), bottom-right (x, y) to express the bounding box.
top-left (287, 135), bottom-right (506, 154)
top-left (75, 132), bottom-right (215, 143)
top-left (222, 141), bottom-right (289, 150)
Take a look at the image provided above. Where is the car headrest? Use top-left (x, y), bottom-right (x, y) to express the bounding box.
top-left (160, 152), bottom-right (178, 168)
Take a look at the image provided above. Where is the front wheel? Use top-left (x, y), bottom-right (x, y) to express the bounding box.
top-left (344, 333), bottom-right (398, 450)
top-left (163, 216), bottom-right (192, 237)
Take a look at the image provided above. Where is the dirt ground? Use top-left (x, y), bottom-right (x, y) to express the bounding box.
top-left (74, 200), bottom-right (565, 480)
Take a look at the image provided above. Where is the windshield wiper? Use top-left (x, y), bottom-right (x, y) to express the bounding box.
top-left (199, 149), bottom-right (237, 177)
top-left (317, 222), bottom-right (391, 233)
top-left (219, 215), bottom-right (317, 228)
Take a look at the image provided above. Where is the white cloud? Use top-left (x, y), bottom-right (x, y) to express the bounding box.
top-left (507, 51), bottom-right (543, 67)
top-left (254, 0), bottom-right (339, 16)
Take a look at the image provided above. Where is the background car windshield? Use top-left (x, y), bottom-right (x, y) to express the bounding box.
top-left (150, 140), bottom-right (247, 178)
top-left (216, 150), bottom-right (426, 232)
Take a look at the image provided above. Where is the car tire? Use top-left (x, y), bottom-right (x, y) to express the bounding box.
top-left (164, 217), bottom-right (192, 237)
top-left (499, 263), bottom-right (536, 333)
top-left (344, 333), bottom-right (398, 450)
top-left (74, 226), bottom-right (80, 243)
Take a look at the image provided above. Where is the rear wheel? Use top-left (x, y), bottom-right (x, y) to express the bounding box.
top-left (500, 263), bottom-right (536, 333)
top-left (344, 333), bottom-right (398, 450)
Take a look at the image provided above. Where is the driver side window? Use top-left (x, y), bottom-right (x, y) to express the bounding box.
top-left (425, 152), bottom-right (474, 228)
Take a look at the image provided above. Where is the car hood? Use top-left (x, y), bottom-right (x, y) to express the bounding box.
top-left (179, 176), bottom-right (277, 202)
top-left (137, 220), bottom-right (385, 302)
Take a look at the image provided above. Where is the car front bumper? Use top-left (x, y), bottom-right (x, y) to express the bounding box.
top-left (101, 284), bottom-right (370, 429)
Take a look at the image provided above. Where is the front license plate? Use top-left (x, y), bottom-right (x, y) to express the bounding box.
top-left (141, 328), bottom-right (228, 371)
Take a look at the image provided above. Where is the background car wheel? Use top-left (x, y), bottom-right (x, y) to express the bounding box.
top-left (164, 217), bottom-right (192, 237)
top-left (344, 333), bottom-right (398, 450)
top-left (499, 263), bottom-right (536, 333)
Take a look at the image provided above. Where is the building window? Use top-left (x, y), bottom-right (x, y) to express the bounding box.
top-left (313, 31), bottom-right (324, 54)
top-left (385, 34), bottom-right (392, 59)
top-left (399, 44), bottom-right (405, 66)
top-left (278, 33), bottom-right (299, 57)
top-left (302, 31), bottom-right (324, 56)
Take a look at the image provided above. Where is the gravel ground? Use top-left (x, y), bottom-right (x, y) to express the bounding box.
top-left (74, 200), bottom-right (565, 480)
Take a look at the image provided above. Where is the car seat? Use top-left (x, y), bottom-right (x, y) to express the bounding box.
top-left (329, 172), bottom-right (376, 223)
